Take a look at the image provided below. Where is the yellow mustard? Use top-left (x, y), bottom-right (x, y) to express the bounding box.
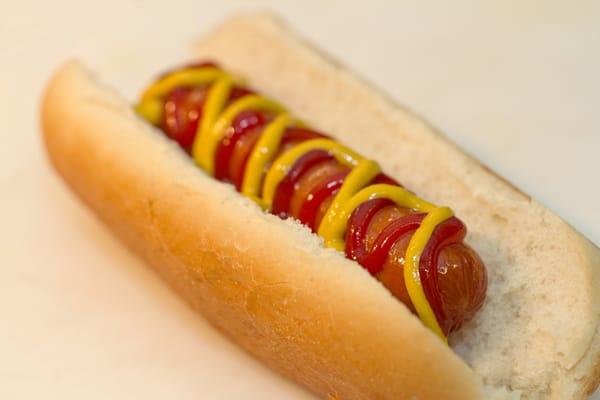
top-left (241, 113), bottom-right (292, 203)
top-left (137, 66), bottom-right (452, 341)
top-left (262, 138), bottom-right (363, 210)
top-left (136, 67), bottom-right (227, 124)
top-left (317, 183), bottom-right (449, 341)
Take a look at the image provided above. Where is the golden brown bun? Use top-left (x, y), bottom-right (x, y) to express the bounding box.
top-left (41, 13), bottom-right (600, 400)
top-left (41, 62), bottom-right (482, 400)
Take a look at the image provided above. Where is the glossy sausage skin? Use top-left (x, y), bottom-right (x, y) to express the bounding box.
top-left (346, 201), bottom-right (486, 334)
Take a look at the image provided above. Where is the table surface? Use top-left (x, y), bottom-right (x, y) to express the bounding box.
top-left (1, 1), bottom-right (599, 398)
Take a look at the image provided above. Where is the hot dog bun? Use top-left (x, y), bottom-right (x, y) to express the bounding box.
top-left (41, 13), bottom-right (600, 400)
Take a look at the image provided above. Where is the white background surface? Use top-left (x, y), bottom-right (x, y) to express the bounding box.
top-left (1, 1), bottom-right (599, 398)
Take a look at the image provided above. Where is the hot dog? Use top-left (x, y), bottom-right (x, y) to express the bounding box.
top-left (136, 61), bottom-right (487, 340)
top-left (41, 13), bottom-right (600, 400)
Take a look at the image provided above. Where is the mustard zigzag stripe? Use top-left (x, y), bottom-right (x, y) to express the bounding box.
top-left (137, 66), bottom-right (451, 342)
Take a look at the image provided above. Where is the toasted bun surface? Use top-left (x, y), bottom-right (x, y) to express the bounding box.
top-left (42, 13), bottom-right (600, 400)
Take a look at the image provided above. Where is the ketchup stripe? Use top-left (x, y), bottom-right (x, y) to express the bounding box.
top-left (271, 150), bottom-right (334, 218)
top-left (362, 213), bottom-right (427, 275)
top-left (419, 217), bottom-right (466, 335)
top-left (345, 199), bottom-right (393, 265)
top-left (214, 110), bottom-right (266, 182)
top-left (298, 170), bottom-right (350, 232)
top-left (373, 173), bottom-right (401, 186)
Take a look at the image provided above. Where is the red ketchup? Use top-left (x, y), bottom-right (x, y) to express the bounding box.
top-left (214, 109), bottom-right (267, 187)
top-left (345, 199), bottom-right (487, 335)
top-left (297, 170), bottom-right (349, 232)
top-left (272, 150), bottom-right (335, 219)
top-left (161, 74), bottom-right (253, 153)
top-left (161, 86), bottom-right (208, 150)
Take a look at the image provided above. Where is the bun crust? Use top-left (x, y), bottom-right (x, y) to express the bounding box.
top-left (41, 13), bottom-right (600, 399)
top-left (41, 63), bottom-right (482, 399)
